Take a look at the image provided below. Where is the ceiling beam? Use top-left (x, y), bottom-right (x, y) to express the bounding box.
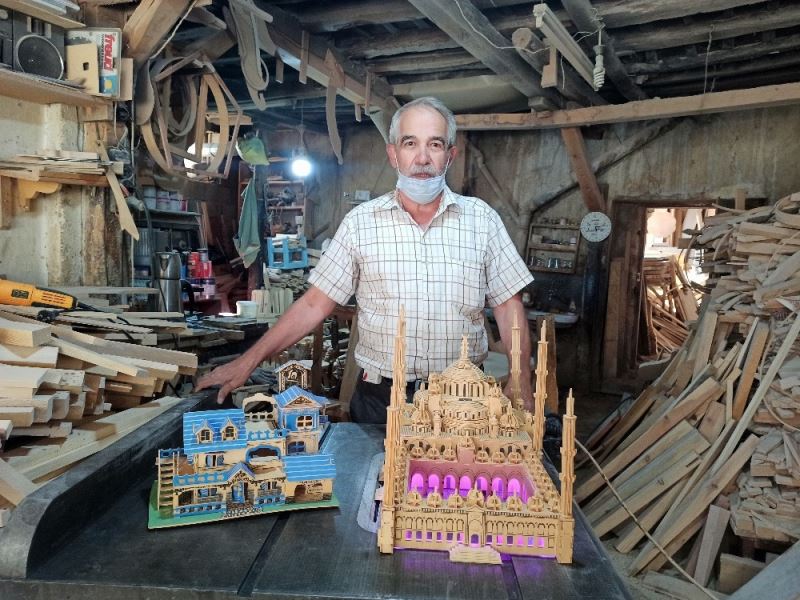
top-left (641, 49), bottom-right (800, 87)
top-left (511, 28), bottom-right (606, 106)
top-left (367, 49), bottom-right (481, 75)
top-left (643, 65), bottom-right (800, 97)
top-left (257, 1), bottom-right (397, 116)
top-left (624, 32), bottom-right (800, 76)
top-left (560, 128), bottom-right (606, 213)
top-left (560, 0), bottom-right (647, 101)
top-left (454, 81), bottom-right (800, 130)
top-left (613, 3), bottom-right (800, 54)
top-left (406, 0), bottom-right (557, 109)
top-left (339, 3), bottom-right (795, 61)
top-left (290, 0), bottom-right (529, 33)
top-left (597, 0), bottom-right (769, 29)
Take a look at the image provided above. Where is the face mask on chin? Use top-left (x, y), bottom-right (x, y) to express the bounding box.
top-left (395, 159), bottom-right (450, 205)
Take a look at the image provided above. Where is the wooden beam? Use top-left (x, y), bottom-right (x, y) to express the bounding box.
top-left (613, 3), bottom-right (800, 54)
top-left (560, 127), bottom-right (606, 212)
top-left (338, 2), bottom-right (770, 58)
top-left (560, 0), bottom-right (647, 101)
top-left (511, 27), bottom-right (606, 106)
top-left (455, 81), bottom-right (800, 130)
top-left (625, 32), bottom-right (800, 77)
top-left (406, 0), bottom-right (556, 108)
top-left (262, 2), bottom-right (397, 116)
top-left (369, 49), bottom-right (481, 75)
top-left (123, 0), bottom-right (195, 68)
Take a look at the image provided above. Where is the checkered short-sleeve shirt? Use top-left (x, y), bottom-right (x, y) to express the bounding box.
top-left (308, 186), bottom-right (533, 380)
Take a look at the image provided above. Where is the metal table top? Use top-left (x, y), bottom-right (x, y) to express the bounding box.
top-left (0, 422), bottom-right (631, 600)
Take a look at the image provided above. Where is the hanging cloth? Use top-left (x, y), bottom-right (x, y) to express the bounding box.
top-left (234, 178), bottom-right (261, 268)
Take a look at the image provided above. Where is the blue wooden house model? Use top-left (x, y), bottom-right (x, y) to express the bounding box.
top-left (150, 385), bottom-right (337, 528)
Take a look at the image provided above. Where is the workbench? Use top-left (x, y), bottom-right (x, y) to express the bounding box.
top-left (0, 409), bottom-right (631, 600)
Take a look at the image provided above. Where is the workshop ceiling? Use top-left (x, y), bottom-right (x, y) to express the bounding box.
top-left (175, 0), bottom-right (800, 131)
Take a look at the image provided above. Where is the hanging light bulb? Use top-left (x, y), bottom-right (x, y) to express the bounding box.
top-left (592, 27), bottom-right (606, 91)
top-left (290, 123), bottom-right (312, 178)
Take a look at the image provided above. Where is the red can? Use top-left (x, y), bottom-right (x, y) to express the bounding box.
top-left (197, 260), bottom-right (213, 278)
top-left (188, 251), bottom-right (201, 277)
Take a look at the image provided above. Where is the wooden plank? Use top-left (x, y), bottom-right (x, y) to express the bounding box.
top-left (52, 326), bottom-right (197, 369)
top-left (456, 81), bottom-right (800, 130)
top-left (0, 407), bottom-right (34, 427)
top-left (576, 377), bottom-right (722, 501)
top-left (4, 397), bottom-right (181, 480)
top-left (692, 504), bottom-right (731, 586)
top-left (641, 572), bottom-right (716, 600)
top-left (0, 317), bottom-right (51, 347)
top-left (692, 310), bottom-right (718, 381)
top-left (0, 458), bottom-right (37, 506)
top-left (728, 540), bottom-right (800, 600)
top-left (11, 422), bottom-right (72, 438)
top-left (718, 553), bottom-right (766, 594)
top-left (0, 344), bottom-right (58, 367)
top-left (614, 483), bottom-right (683, 553)
top-left (731, 319), bottom-right (770, 419)
top-left (591, 454), bottom-right (699, 536)
top-left (629, 434), bottom-right (760, 574)
top-left (49, 338), bottom-right (141, 377)
top-left (0, 364), bottom-right (47, 388)
top-left (560, 127), bottom-right (606, 212)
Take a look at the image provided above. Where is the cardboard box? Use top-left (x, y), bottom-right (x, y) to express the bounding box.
top-left (66, 28), bottom-right (121, 97)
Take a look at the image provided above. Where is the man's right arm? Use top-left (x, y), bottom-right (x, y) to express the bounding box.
top-left (196, 285), bottom-right (337, 403)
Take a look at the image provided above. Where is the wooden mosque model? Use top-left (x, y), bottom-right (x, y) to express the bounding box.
top-left (377, 310), bottom-right (577, 564)
top-left (149, 365), bottom-right (337, 528)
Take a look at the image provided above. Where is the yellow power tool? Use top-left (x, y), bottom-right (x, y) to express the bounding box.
top-left (0, 279), bottom-right (82, 310)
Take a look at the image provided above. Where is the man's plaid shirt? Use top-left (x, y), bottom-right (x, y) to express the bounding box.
top-left (308, 186), bottom-right (533, 381)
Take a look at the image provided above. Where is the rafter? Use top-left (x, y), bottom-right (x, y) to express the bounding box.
top-left (406, 0), bottom-right (558, 109)
top-left (256, 1), bottom-right (397, 117)
top-left (455, 81), bottom-right (800, 130)
top-left (560, 0), bottom-right (647, 101)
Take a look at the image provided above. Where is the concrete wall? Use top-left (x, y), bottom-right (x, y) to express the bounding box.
top-left (0, 100), bottom-right (98, 286)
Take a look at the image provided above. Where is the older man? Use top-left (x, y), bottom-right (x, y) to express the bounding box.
top-left (198, 97), bottom-right (534, 423)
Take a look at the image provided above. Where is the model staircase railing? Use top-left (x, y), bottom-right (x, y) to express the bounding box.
top-left (156, 449), bottom-right (182, 512)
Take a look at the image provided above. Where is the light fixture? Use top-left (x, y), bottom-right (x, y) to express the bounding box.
top-left (290, 124), bottom-right (312, 178)
top-left (533, 4), bottom-right (605, 91)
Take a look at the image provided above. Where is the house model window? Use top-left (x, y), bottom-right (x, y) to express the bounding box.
top-left (196, 424), bottom-right (213, 444)
top-left (222, 421), bottom-right (238, 440)
top-left (297, 415), bottom-right (313, 430)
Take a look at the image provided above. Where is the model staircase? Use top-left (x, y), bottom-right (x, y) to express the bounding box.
top-left (448, 543), bottom-right (503, 564)
top-left (156, 449), bottom-right (181, 512)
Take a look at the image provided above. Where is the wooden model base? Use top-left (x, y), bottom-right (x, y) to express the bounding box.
top-left (152, 366), bottom-right (337, 529)
top-left (377, 313), bottom-right (577, 564)
top-left (148, 483), bottom-right (339, 529)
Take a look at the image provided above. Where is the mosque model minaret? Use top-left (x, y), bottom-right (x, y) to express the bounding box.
top-left (377, 315), bottom-right (576, 564)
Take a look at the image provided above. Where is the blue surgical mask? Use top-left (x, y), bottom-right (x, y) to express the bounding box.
top-left (395, 159), bottom-right (450, 205)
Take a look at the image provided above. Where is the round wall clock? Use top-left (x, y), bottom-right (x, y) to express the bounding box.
top-left (580, 212), bottom-right (612, 242)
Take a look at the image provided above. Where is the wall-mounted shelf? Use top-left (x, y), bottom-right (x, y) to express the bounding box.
top-left (1, 0), bottom-right (85, 28)
top-left (527, 221), bottom-right (580, 274)
top-left (0, 69), bottom-right (111, 109)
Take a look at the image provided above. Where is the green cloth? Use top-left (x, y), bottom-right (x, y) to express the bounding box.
top-left (234, 179), bottom-right (261, 268)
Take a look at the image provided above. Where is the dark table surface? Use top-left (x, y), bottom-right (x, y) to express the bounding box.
top-left (1, 423), bottom-right (631, 600)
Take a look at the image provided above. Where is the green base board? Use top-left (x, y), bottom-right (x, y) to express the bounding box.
top-left (147, 482), bottom-right (340, 529)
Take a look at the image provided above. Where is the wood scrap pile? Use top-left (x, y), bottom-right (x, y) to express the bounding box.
top-left (580, 196), bottom-right (800, 596)
top-left (0, 150), bottom-right (122, 184)
top-left (640, 256), bottom-right (698, 359)
top-left (0, 302), bottom-right (198, 525)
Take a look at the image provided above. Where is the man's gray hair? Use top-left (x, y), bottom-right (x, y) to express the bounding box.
top-left (388, 97), bottom-right (457, 147)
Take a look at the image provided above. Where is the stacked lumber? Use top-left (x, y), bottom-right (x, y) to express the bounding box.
top-left (0, 308), bottom-right (196, 418)
top-left (640, 256), bottom-right (698, 359)
top-left (0, 396), bottom-right (183, 526)
top-left (0, 150), bottom-right (122, 186)
top-left (581, 196), bottom-right (800, 595)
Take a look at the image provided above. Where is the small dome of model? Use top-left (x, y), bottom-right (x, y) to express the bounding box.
top-left (439, 336), bottom-right (488, 385)
top-left (442, 398), bottom-right (487, 421)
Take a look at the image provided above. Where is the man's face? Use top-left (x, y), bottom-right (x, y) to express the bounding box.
top-left (386, 106), bottom-right (456, 178)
